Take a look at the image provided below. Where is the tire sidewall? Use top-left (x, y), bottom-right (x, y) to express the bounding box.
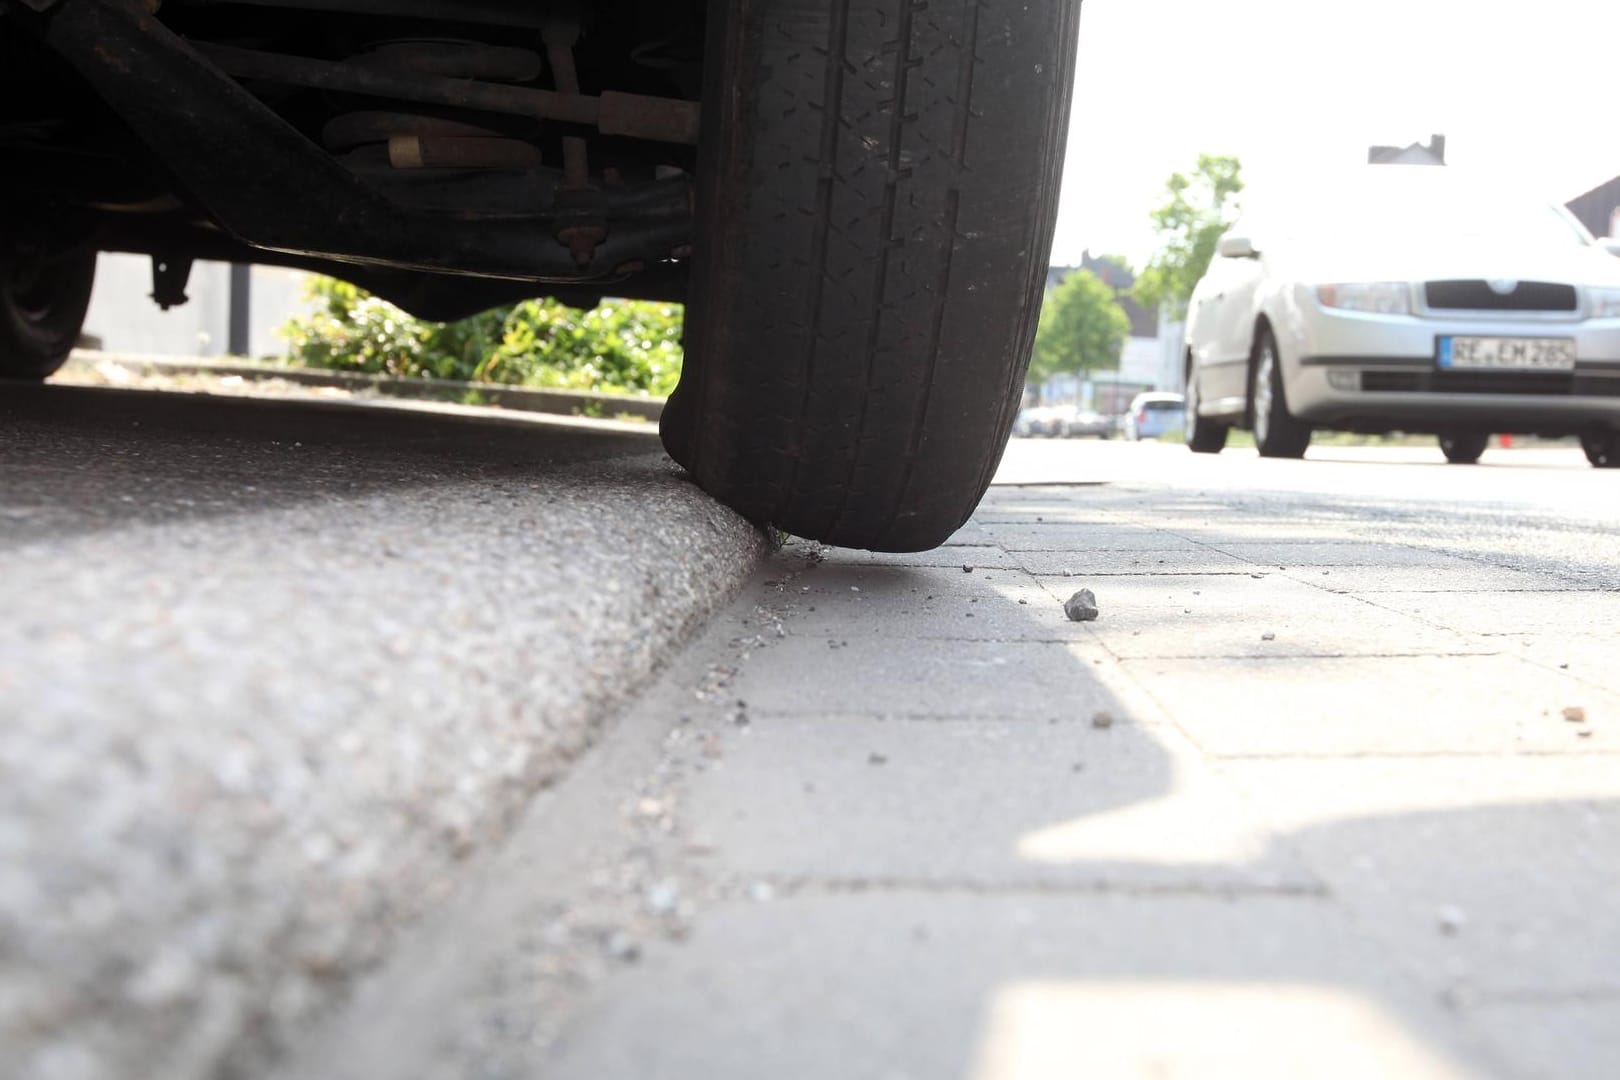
top-left (1251, 330), bottom-right (1308, 459)
top-left (1, 248), bottom-right (97, 380)
top-left (1439, 432), bottom-right (1489, 465)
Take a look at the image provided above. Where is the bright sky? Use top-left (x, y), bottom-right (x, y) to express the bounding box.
top-left (1051, 0), bottom-right (1620, 267)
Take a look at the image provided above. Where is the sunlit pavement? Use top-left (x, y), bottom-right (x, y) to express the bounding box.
top-left (292, 435), bottom-right (1620, 1080)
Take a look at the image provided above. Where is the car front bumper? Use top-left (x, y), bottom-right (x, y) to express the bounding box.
top-left (1280, 301), bottom-right (1620, 434)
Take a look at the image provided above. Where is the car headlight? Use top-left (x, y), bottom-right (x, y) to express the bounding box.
top-left (1589, 286), bottom-right (1620, 318)
top-left (1315, 282), bottom-right (1412, 314)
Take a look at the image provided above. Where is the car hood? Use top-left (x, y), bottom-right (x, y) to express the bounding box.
top-left (1278, 243), bottom-right (1620, 290)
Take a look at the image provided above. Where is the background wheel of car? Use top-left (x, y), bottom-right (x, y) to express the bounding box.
top-left (0, 246), bottom-right (96, 380)
top-left (1438, 432), bottom-right (1489, 465)
top-left (1183, 371), bottom-right (1228, 454)
top-left (1581, 431), bottom-right (1620, 468)
top-left (660, 0), bottom-right (1080, 552)
top-left (1249, 329), bottom-right (1311, 459)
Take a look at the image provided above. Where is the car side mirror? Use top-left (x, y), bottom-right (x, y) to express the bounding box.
top-left (1217, 235), bottom-right (1258, 259)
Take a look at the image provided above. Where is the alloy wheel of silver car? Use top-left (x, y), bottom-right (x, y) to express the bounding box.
top-left (1250, 330), bottom-right (1311, 459)
top-left (1253, 343), bottom-right (1274, 447)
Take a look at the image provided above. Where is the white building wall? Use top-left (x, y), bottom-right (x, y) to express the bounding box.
top-left (1118, 336), bottom-right (1160, 385)
top-left (82, 254), bottom-right (313, 359)
top-left (1158, 312), bottom-right (1187, 391)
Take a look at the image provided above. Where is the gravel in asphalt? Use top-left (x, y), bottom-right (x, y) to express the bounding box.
top-left (0, 385), bottom-right (766, 1080)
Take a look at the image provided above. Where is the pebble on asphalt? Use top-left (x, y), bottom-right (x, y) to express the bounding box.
top-left (605, 931), bottom-right (641, 962)
top-left (1091, 711), bottom-right (1114, 729)
top-left (1063, 588), bottom-right (1099, 622)
top-left (1562, 705), bottom-right (1587, 723)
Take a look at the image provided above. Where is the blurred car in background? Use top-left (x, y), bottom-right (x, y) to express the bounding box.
top-left (1123, 392), bottom-right (1184, 440)
top-left (1014, 406), bottom-right (1063, 437)
top-left (1182, 165), bottom-right (1620, 467)
top-left (1014, 405), bottom-right (1120, 438)
top-left (1062, 409), bottom-right (1117, 438)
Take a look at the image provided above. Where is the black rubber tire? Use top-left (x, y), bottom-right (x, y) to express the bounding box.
top-left (0, 246), bottom-right (96, 380)
top-left (1581, 430), bottom-right (1620, 468)
top-left (661, 0), bottom-right (1081, 551)
top-left (1184, 369), bottom-right (1228, 454)
top-left (1439, 432), bottom-right (1489, 465)
top-left (1250, 328), bottom-right (1311, 459)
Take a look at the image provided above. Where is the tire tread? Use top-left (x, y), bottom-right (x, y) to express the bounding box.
top-left (667, 0), bottom-right (1080, 550)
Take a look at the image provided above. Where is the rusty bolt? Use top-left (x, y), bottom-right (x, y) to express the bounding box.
top-left (557, 224), bottom-right (605, 270)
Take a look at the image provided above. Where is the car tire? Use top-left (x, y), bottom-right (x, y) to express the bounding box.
top-left (1250, 328), bottom-right (1310, 459)
top-left (1, 245), bottom-right (96, 380)
top-left (1439, 432), bottom-right (1489, 465)
top-left (1580, 430), bottom-right (1620, 468)
top-left (1184, 370), bottom-right (1228, 454)
top-left (660, 0), bottom-right (1081, 551)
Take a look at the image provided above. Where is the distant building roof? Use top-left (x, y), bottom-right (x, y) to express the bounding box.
top-left (1368, 133), bottom-right (1446, 166)
top-left (1567, 174), bottom-right (1620, 238)
top-left (1047, 255), bottom-right (1159, 339)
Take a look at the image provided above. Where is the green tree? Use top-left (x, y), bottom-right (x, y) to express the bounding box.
top-left (1133, 153), bottom-right (1244, 319)
top-left (1030, 269), bottom-right (1130, 386)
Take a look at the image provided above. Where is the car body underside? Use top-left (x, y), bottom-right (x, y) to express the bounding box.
top-left (2, 0), bottom-right (703, 320)
top-left (4, 0), bottom-right (1083, 550)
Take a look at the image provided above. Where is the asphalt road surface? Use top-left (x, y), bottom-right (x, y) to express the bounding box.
top-left (0, 384), bottom-right (766, 1080)
top-left (6, 385), bottom-right (1619, 1080)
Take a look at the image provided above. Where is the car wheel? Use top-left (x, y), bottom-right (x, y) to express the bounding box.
top-left (1250, 328), bottom-right (1310, 459)
top-left (1581, 430), bottom-right (1620, 468)
top-left (660, 0), bottom-right (1080, 551)
top-left (1184, 370), bottom-right (1228, 454)
top-left (1, 245), bottom-right (96, 380)
top-left (1438, 432), bottom-right (1489, 465)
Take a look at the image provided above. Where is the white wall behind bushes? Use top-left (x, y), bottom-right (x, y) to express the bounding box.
top-left (81, 254), bottom-right (313, 359)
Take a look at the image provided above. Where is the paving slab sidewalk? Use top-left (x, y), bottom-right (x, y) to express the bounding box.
top-left (281, 450), bottom-right (1620, 1080)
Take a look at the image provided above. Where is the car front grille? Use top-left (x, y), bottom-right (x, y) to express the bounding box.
top-left (1360, 371), bottom-right (1620, 396)
top-left (1423, 280), bottom-right (1578, 312)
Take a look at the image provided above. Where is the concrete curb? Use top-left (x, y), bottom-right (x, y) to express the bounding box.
top-left (63, 350), bottom-right (667, 422)
top-left (0, 392), bottom-right (766, 1080)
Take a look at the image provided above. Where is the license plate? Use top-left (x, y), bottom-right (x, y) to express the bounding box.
top-left (1438, 336), bottom-right (1576, 371)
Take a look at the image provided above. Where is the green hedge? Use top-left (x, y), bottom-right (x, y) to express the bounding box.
top-left (282, 276), bottom-right (684, 396)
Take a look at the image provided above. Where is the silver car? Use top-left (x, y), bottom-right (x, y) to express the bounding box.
top-left (1182, 166), bottom-right (1620, 466)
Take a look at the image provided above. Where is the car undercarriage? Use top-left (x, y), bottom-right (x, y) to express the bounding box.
top-left (3, 0), bottom-right (703, 319)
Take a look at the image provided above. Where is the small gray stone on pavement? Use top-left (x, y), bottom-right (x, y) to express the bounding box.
top-left (1064, 588), bottom-right (1100, 622)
